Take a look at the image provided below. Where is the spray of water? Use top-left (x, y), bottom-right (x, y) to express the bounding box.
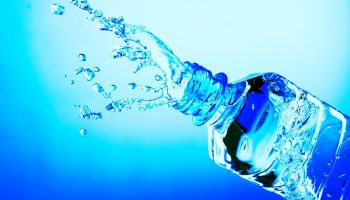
top-left (54, 0), bottom-right (193, 120)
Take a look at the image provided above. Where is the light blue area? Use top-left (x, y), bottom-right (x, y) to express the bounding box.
top-left (1, 0), bottom-right (349, 199)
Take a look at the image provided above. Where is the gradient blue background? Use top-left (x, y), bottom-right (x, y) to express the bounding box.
top-left (1, 0), bottom-right (350, 199)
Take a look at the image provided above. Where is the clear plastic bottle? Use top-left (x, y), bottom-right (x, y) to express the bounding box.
top-left (174, 62), bottom-right (350, 200)
top-left (63, 3), bottom-right (349, 198)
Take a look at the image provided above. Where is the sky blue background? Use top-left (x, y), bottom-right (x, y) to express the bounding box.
top-left (1, 0), bottom-right (350, 200)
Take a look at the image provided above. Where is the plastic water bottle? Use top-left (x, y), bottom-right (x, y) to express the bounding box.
top-left (174, 62), bottom-right (350, 200)
top-left (61, 2), bottom-right (349, 199)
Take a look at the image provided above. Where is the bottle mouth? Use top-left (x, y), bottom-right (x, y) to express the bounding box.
top-left (173, 62), bottom-right (228, 126)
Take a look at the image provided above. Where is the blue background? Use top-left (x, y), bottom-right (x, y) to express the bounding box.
top-left (1, 0), bottom-right (350, 199)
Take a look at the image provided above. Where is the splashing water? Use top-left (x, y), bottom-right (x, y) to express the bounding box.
top-left (54, 2), bottom-right (350, 200)
top-left (75, 104), bottom-right (102, 120)
top-left (60, 0), bottom-right (194, 121)
top-left (51, 3), bottom-right (65, 15)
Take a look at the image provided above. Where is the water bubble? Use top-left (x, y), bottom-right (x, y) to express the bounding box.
top-left (80, 128), bottom-right (87, 136)
top-left (110, 84), bottom-right (117, 91)
top-left (128, 83), bottom-right (137, 90)
top-left (75, 67), bottom-right (84, 75)
top-left (155, 75), bottom-right (163, 81)
top-left (78, 53), bottom-right (87, 61)
top-left (70, 80), bottom-right (75, 85)
top-left (92, 66), bottom-right (100, 72)
top-left (84, 69), bottom-right (95, 81)
top-left (51, 4), bottom-right (65, 15)
top-left (64, 74), bottom-right (68, 78)
top-left (92, 83), bottom-right (104, 93)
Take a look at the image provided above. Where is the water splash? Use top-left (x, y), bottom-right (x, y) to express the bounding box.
top-left (51, 3), bottom-right (65, 15)
top-left (76, 105), bottom-right (102, 120)
top-left (63, 0), bottom-right (192, 114)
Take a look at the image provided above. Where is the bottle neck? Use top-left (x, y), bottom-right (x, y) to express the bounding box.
top-left (173, 62), bottom-right (248, 128)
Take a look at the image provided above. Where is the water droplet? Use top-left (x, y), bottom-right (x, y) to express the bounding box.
top-left (327, 193), bottom-right (331, 198)
top-left (70, 80), bottom-right (75, 85)
top-left (64, 74), bottom-right (68, 78)
top-left (84, 69), bottom-right (95, 81)
top-left (51, 4), bottom-right (65, 15)
top-left (141, 86), bottom-right (152, 92)
top-left (75, 67), bottom-right (84, 75)
top-left (80, 128), bottom-right (87, 136)
top-left (128, 83), bottom-right (137, 90)
top-left (92, 83), bottom-right (104, 93)
top-left (78, 53), bottom-right (87, 61)
top-left (90, 112), bottom-right (102, 120)
top-left (93, 10), bottom-right (103, 18)
top-left (155, 75), bottom-right (163, 81)
top-left (93, 67), bottom-right (100, 72)
top-left (336, 155), bottom-right (340, 159)
top-left (110, 84), bottom-right (117, 91)
top-left (105, 103), bottom-right (115, 112)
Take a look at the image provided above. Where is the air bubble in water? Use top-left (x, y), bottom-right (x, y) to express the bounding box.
top-left (78, 53), bottom-right (87, 61)
top-left (70, 80), bottom-right (75, 85)
top-left (80, 128), bottom-right (87, 136)
top-left (84, 69), bottom-right (95, 81)
top-left (51, 4), bottom-right (65, 15)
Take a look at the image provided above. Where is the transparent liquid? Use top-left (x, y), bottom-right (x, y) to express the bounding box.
top-left (200, 71), bottom-right (350, 199)
top-left (54, 1), bottom-right (350, 199)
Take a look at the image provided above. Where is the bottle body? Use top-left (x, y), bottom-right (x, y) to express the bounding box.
top-left (175, 64), bottom-right (350, 199)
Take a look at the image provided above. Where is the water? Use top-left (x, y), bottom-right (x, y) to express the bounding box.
top-left (78, 53), bottom-right (87, 62)
top-left (110, 84), bottom-right (117, 91)
top-left (80, 128), bottom-right (87, 136)
top-left (65, 0), bottom-right (191, 114)
top-left (51, 4), bottom-right (65, 15)
top-left (188, 69), bottom-right (350, 200)
top-left (54, 1), bottom-right (350, 199)
top-left (75, 104), bottom-right (102, 120)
